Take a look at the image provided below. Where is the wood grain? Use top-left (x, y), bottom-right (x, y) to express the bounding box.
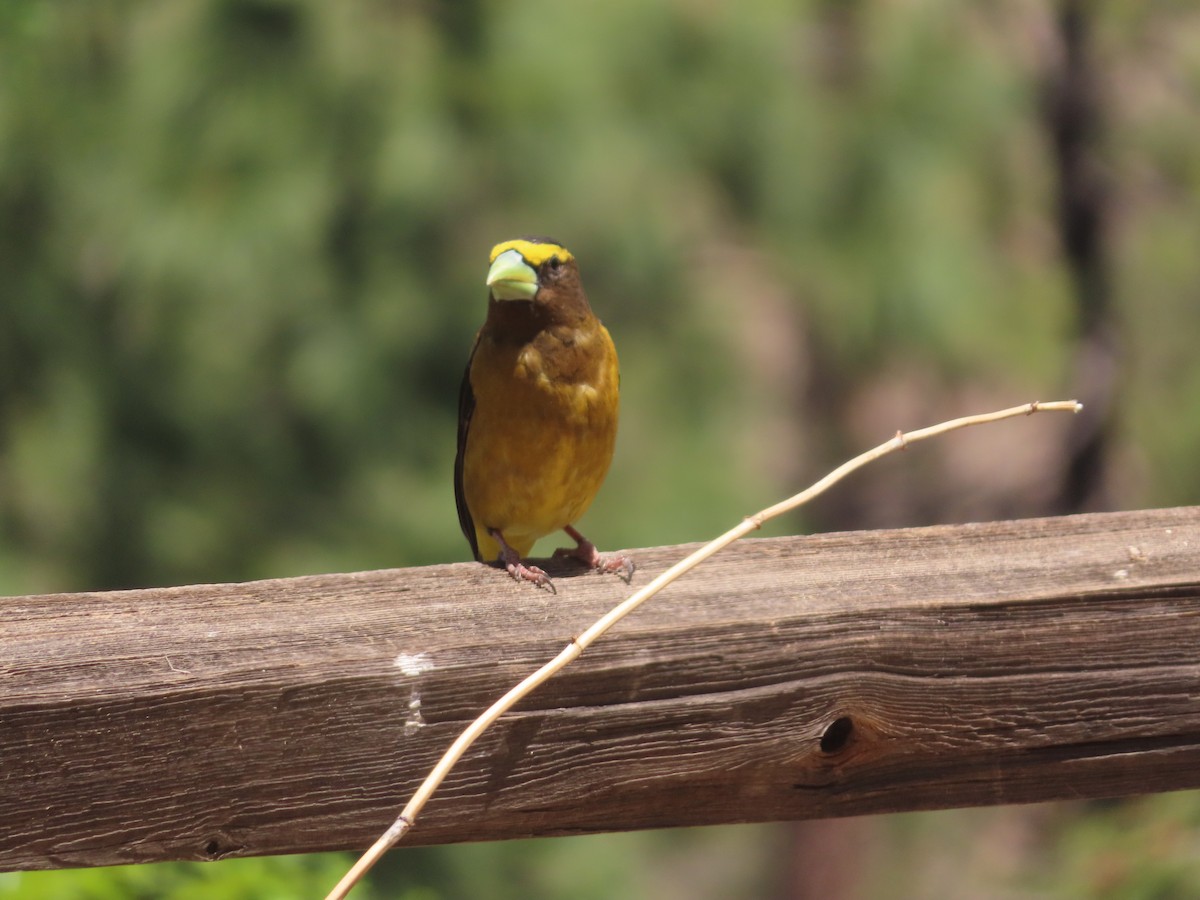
top-left (2, 507), bottom-right (1199, 870)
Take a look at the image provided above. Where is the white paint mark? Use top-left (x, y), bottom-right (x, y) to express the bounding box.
top-left (404, 689), bottom-right (426, 735)
top-left (1113, 568), bottom-right (1129, 580)
top-left (395, 653), bottom-right (432, 737)
top-left (395, 653), bottom-right (434, 676)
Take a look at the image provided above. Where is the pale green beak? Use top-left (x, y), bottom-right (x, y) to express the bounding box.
top-left (486, 249), bottom-right (539, 301)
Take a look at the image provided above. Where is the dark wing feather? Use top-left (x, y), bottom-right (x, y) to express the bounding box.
top-left (454, 336), bottom-right (482, 560)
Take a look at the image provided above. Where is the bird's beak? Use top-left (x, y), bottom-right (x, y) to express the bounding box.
top-left (486, 249), bottom-right (539, 301)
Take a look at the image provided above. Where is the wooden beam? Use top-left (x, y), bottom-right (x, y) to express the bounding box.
top-left (3, 507), bottom-right (1199, 871)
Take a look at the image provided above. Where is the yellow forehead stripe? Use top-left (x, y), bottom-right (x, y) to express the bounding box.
top-left (489, 239), bottom-right (573, 267)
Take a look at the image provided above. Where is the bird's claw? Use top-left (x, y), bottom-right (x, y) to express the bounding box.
top-left (505, 560), bottom-right (556, 593)
top-left (599, 553), bottom-right (636, 583)
top-left (491, 527), bottom-right (556, 592)
top-left (554, 527), bottom-right (635, 583)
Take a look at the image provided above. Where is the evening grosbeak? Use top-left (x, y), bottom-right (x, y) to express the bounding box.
top-left (454, 237), bottom-right (632, 590)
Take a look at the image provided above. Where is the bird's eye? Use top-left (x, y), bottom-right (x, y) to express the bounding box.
top-left (548, 255), bottom-right (562, 270)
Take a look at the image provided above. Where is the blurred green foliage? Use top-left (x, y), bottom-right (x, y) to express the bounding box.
top-left (0, 854), bottom-right (357, 900)
top-left (3, 0), bottom-right (1199, 897)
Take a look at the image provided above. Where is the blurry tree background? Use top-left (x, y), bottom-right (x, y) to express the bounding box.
top-left (2, 0), bottom-right (1198, 897)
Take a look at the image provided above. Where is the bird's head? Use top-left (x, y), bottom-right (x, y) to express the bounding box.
top-left (486, 237), bottom-right (587, 315)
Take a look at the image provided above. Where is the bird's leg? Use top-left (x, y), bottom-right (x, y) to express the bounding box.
top-left (554, 524), bottom-right (635, 582)
top-left (489, 528), bottom-right (555, 593)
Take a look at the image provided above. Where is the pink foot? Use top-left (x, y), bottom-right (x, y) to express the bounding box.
top-left (490, 529), bottom-right (555, 593)
top-left (554, 525), bottom-right (635, 582)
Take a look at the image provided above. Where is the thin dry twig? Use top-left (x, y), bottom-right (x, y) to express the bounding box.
top-left (325, 399), bottom-right (1082, 900)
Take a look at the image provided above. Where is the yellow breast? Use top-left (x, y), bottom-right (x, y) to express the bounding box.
top-left (461, 321), bottom-right (619, 560)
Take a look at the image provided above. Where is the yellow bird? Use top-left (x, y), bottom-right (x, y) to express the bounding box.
top-left (454, 237), bottom-right (632, 590)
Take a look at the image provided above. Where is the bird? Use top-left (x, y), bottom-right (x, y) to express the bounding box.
top-left (454, 236), bottom-right (633, 590)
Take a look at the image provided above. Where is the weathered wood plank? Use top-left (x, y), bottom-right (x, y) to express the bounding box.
top-left (2, 507), bottom-right (1198, 870)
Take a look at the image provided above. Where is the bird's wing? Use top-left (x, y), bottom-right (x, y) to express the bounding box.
top-left (454, 334), bottom-right (482, 561)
